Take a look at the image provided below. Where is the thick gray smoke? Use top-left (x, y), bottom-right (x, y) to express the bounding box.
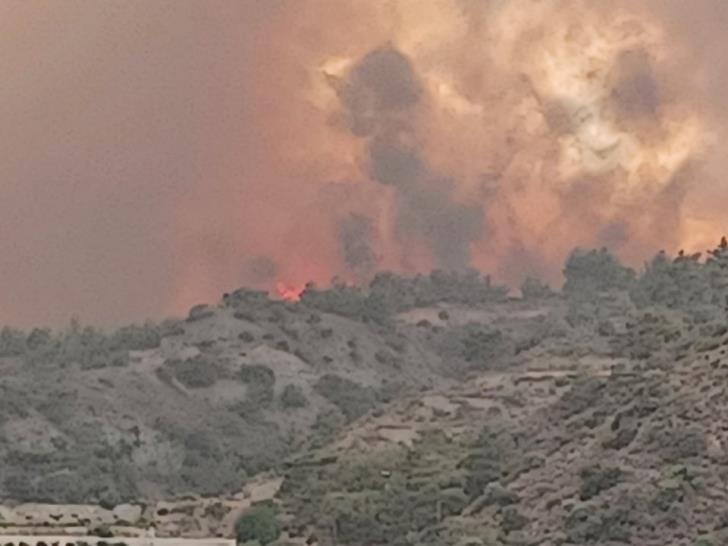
top-left (337, 213), bottom-right (377, 280)
top-left (609, 49), bottom-right (660, 118)
top-left (339, 47), bottom-right (483, 271)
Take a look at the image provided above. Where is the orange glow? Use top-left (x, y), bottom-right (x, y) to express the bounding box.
top-left (276, 282), bottom-right (304, 302)
top-left (230, 0), bottom-right (714, 294)
top-left (167, 0), bottom-right (722, 314)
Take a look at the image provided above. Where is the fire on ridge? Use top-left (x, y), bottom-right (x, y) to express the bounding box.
top-left (233, 0), bottom-right (712, 301)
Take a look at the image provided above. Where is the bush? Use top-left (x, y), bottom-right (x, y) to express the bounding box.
top-left (238, 364), bottom-right (276, 410)
top-left (109, 323), bottom-right (161, 351)
top-left (300, 282), bottom-right (391, 325)
top-left (187, 304), bottom-right (214, 322)
top-left (563, 248), bottom-right (635, 298)
top-left (91, 524), bottom-right (114, 538)
top-left (579, 465), bottom-right (622, 500)
top-left (648, 424), bottom-right (706, 463)
top-left (564, 497), bottom-right (637, 543)
top-left (235, 506), bottom-right (280, 545)
top-left (314, 374), bottom-right (378, 422)
top-left (168, 355), bottom-right (221, 388)
top-left (465, 426), bottom-right (518, 498)
top-left (434, 323), bottom-right (508, 371)
top-left (280, 384), bottom-right (307, 408)
top-left (520, 277), bottom-right (555, 300)
top-left (0, 327), bottom-right (26, 357)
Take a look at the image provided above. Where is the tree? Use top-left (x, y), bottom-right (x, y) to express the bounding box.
top-left (235, 506), bottom-right (281, 545)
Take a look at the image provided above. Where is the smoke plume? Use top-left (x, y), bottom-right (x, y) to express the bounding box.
top-left (2, 0), bottom-right (728, 326)
top-left (339, 46), bottom-right (483, 270)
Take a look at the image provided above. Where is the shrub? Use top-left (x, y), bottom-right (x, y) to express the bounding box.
top-left (26, 328), bottom-right (54, 351)
top-left (235, 506), bottom-right (280, 545)
top-left (238, 364), bottom-right (276, 410)
top-left (648, 424), bottom-right (706, 463)
top-left (465, 426), bottom-right (518, 498)
top-left (434, 323), bottom-right (508, 371)
top-left (520, 277), bottom-right (555, 300)
top-left (563, 248), bottom-right (635, 298)
top-left (0, 327), bottom-right (26, 357)
top-left (579, 465), bottom-right (622, 500)
top-left (169, 355), bottom-right (221, 388)
top-left (109, 323), bottom-right (161, 351)
top-left (187, 304), bottom-right (214, 322)
top-left (564, 497), bottom-right (637, 543)
top-left (280, 384), bottom-right (307, 408)
top-left (300, 282), bottom-right (391, 325)
top-left (91, 525), bottom-right (113, 538)
top-left (314, 374), bottom-right (378, 422)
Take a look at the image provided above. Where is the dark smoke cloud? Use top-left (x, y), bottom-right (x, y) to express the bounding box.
top-left (340, 46), bottom-right (483, 271)
top-left (4, 0), bottom-right (728, 327)
top-left (609, 49), bottom-right (660, 118)
top-left (337, 213), bottom-right (377, 279)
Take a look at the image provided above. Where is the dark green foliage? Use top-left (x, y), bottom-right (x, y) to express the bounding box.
top-left (579, 465), bottom-right (623, 500)
top-left (159, 318), bottom-right (185, 337)
top-left (0, 327), bottom-right (26, 357)
top-left (629, 242), bottom-right (728, 321)
top-left (167, 355), bottom-right (222, 389)
top-left (434, 323), bottom-right (507, 372)
top-left (26, 327), bottom-right (53, 351)
top-left (91, 524), bottom-right (113, 538)
top-left (108, 323), bottom-right (161, 351)
top-left (238, 364), bottom-right (276, 410)
top-left (326, 482), bottom-right (441, 545)
top-left (368, 269), bottom-right (508, 313)
top-left (224, 288), bottom-right (271, 310)
top-left (280, 384), bottom-right (308, 408)
top-left (557, 376), bottom-right (605, 418)
top-left (300, 282), bottom-right (391, 325)
top-left (481, 482), bottom-right (520, 507)
top-left (564, 497), bottom-right (637, 543)
top-left (611, 310), bottom-right (685, 360)
top-left (501, 506), bottom-right (528, 533)
top-left (563, 248), bottom-right (636, 298)
top-left (301, 270), bottom-right (507, 325)
top-left (314, 374), bottom-right (378, 422)
top-left (179, 430), bottom-right (248, 496)
top-left (281, 432), bottom-right (468, 546)
top-left (520, 277), bottom-right (556, 300)
top-left (311, 408), bottom-right (347, 447)
top-left (187, 304), bottom-right (215, 322)
top-left (648, 424), bottom-right (706, 463)
top-left (239, 364), bottom-right (275, 388)
top-left (235, 505), bottom-right (281, 545)
top-left (631, 251), bottom-right (712, 315)
top-left (465, 426), bottom-right (518, 498)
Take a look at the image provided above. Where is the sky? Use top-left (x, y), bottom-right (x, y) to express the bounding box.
top-left (1, 1), bottom-right (275, 326)
top-left (2, 0), bottom-right (727, 328)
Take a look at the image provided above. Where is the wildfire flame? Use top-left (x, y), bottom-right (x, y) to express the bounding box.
top-left (276, 282), bottom-right (304, 302)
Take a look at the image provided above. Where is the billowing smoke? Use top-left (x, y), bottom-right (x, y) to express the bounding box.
top-left (2, 0), bottom-right (728, 326)
top-left (337, 213), bottom-right (377, 281)
top-left (243, 0), bottom-right (715, 292)
top-left (339, 47), bottom-right (482, 270)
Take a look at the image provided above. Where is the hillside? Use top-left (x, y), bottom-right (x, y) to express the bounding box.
top-left (3, 243), bottom-right (728, 544)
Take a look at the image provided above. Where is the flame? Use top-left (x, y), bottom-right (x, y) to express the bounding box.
top-left (177, 0), bottom-right (717, 306)
top-left (276, 282), bottom-right (304, 302)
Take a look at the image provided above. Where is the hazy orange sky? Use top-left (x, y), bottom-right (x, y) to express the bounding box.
top-left (1, 1), bottom-right (277, 327)
top-left (2, 1), bottom-right (727, 328)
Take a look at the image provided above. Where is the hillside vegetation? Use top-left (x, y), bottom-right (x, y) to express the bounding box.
top-left (3, 242), bottom-right (728, 545)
